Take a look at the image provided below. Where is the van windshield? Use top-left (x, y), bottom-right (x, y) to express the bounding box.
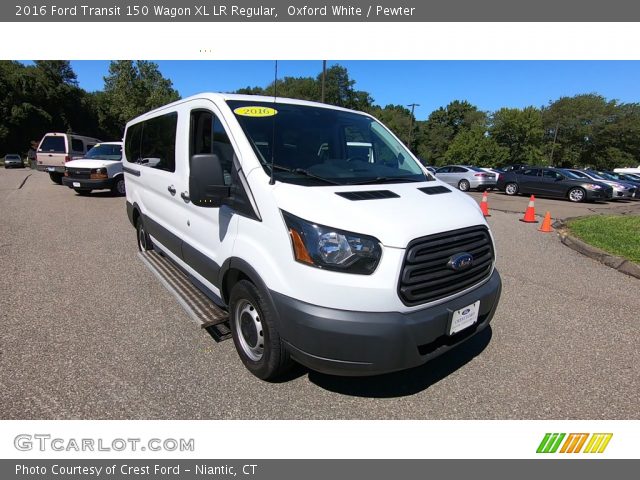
top-left (85, 144), bottom-right (123, 161)
top-left (227, 100), bottom-right (427, 186)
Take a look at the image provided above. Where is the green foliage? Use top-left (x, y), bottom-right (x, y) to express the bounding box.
top-left (415, 100), bottom-right (487, 165)
top-left (101, 60), bottom-right (180, 138)
top-left (490, 106), bottom-right (544, 165)
top-left (444, 125), bottom-right (509, 167)
top-left (235, 65), bottom-right (373, 112)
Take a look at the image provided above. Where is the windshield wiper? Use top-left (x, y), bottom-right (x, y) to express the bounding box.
top-left (268, 164), bottom-right (341, 185)
top-left (348, 176), bottom-right (428, 185)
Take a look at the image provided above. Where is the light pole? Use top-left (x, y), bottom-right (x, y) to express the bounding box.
top-left (407, 103), bottom-right (420, 151)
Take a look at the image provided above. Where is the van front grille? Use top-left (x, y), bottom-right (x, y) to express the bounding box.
top-left (398, 226), bottom-right (494, 306)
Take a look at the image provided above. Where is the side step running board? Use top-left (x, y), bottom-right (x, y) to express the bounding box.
top-left (138, 251), bottom-right (231, 342)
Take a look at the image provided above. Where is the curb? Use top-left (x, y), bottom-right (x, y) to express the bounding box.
top-left (556, 219), bottom-right (640, 280)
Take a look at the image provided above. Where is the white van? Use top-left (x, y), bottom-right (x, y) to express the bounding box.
top-left (123, 94), bottom-right (502, 380)
top-left (36, 132), bottom-right (102, 184)
top-left (62, 142), bottom-right (125, 196)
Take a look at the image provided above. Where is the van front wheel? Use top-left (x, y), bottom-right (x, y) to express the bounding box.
top-left (229, 280), bottom-right (293, 381)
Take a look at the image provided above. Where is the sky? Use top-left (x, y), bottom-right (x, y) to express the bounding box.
top-left (67, 60), bottom-right (640, 120)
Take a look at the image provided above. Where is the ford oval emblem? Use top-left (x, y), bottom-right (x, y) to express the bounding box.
top-left (462, 308), bottom-right (471, 315)
top-left (448, 253), bottom-right (474, 271)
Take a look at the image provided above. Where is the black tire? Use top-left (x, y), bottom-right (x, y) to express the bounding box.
top-left (567, 187), bottom-right (586, 203)
top-left (74, 189), bottom-right (92, 196)
top-left (136, 216), bottom-right (153, 252)
top-left (504, 182), bottom-right (519, 196)
top-left (229, 280), bottom-right (293, 381)
top-left (49, 172), bottom-right (63, 185)
top-left (111, 176), bottom-right (126, 196)
top-left (458, 179), bottom-right (471, 192)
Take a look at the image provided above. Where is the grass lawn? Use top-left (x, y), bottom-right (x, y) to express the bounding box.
top-left (567, 215), bottom-right (640, 263)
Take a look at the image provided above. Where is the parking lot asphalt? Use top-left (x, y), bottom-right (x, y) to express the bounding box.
top-left (1, 169), bottom-right (639, 419)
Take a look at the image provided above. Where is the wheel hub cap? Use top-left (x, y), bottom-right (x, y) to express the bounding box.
top-left (235, 300), bottom-right (264, 361)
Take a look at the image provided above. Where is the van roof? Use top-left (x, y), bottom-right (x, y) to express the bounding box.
top-left (134, 92), bottom-right (367, 120)
top-left (41, 132), bottom-right (102, 140)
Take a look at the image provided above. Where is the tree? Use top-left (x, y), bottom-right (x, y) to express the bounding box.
top-left (102, 60), bottom-right (180, 138)
top-left (0, 61), bottom-right (101, 155)
top-left (541, 94), bottom-right (618, 168)
top-left (444, 125), bottom-right (508, 167)
top-left (416, 100), bottom-right (487, 165)
top-left (490, 106), bottom-right (544, 166)
top-left (235, 65), bottom-right (373, 111)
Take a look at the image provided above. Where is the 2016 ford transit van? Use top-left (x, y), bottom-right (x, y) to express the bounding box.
top-left (123, 94), bottom-right (502, 380)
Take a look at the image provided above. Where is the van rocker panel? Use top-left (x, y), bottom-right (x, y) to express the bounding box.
top-left (274, 269), bottom-right (501, 376)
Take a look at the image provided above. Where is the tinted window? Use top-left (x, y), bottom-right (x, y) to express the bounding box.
top-left (125, 123), bottom-right (143, 163)
top-left (140, 112), bottom-right (178, 172)
top-left (436, 167), bottom-right (450, 173)
top-left (40, 136), bottom-right (66, 153)
top-left (543, 170), bottom-right (562, 180)
top-left (71, 139), bottom-right (84, 152)
top-left (521, 169), bottom-right (540, 176)
top-left (190, 110), bottom-right (234, 185)
top-left (452, 166), bottom-right (467, 173)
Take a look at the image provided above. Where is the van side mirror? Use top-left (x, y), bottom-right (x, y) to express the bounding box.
top-left (189, 154), bottom-right (230, 208)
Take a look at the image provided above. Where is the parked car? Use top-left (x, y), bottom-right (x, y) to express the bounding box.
top-left (592, 170), bottom-right (640, 199)
top-left (564, 169), bottom-right (636, 200)
top-left (435, 165), bottom-right (497, 191)
top-left (62, 142), bottom-right (125, 196)
top-left (123, 93), bottom-right (502, 380)
top-left (496, 167), bottom-right (612, 202)
top-left (3, 154), bottom-right (24, 168)
top-left (36, 132), bottom-right (102, 184)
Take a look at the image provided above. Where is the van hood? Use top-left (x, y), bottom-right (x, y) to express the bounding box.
top-left (64, 159), bottom-right (121, 169)
top-left (272, 180), bottom-right (487, 248)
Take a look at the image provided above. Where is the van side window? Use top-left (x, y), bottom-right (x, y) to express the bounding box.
top-left (140, 112), bottom-right (178, 172)
top-left (125, 123), bottom-right (143, 163)
top-left (190, 110), bottom-right (233, 185)
top-left (71, 138), bottom-right (84, 153)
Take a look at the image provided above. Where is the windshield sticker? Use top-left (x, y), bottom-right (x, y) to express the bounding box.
top-left (234, 106), bottom-right (278, 118)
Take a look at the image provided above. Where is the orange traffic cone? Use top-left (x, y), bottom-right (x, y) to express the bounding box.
top-left (480, 191), bottom-right (490, 217)
top-left (519, 195), bottom-right (538, 223)
top-left (539, 212), bottom-right (553, 232)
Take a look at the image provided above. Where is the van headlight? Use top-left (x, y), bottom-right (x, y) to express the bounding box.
top-left (282, 211), bottom-right (382, 274)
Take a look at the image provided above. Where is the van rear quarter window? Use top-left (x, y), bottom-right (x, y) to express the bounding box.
top-left (40, 136), bottom-right (66, 153)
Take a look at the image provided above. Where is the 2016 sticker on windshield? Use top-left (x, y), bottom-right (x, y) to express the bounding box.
top-left (233, 106), bottom-right (278, 117)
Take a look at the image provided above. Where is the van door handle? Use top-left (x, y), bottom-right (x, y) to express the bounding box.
top-left (180, 191), bottom-right (190, 203)
top-left (167, 185), bottom-right (176, 196)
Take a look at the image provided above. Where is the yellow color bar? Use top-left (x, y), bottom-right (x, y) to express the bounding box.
top-left (597, 434), bottom-right (613, 453)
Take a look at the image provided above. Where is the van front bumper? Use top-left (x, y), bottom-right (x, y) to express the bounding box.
top-left (273, 269), bottom-right (502, 376)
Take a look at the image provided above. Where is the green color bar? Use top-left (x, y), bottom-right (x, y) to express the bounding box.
top-left (537, 433), bottom-right (552, 453)
top-left (549, 433), bottom-right (566, 453)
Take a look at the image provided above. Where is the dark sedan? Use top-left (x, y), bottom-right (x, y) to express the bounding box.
top-left (496, 167), bottom-right (613, 203)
